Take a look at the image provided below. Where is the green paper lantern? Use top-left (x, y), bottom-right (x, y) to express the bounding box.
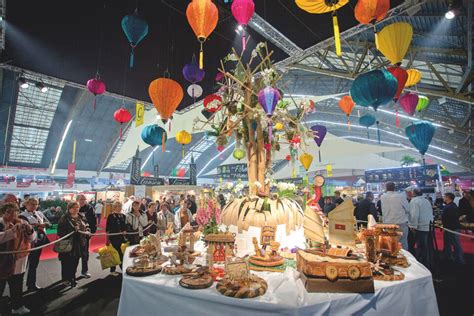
top-left (416, 96), bottom-right (429, 112)
top-left (233, 148), bottom-right (246, 161)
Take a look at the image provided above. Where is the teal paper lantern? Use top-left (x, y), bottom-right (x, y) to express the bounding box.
top-left (359, 113), bottom-right (376, 140)
top-left (141, 125), bottom-right (167, 147)
top-left (405, 121), bottom-right (435, 158)
top-left (350, 69), bottom-right (398, 111)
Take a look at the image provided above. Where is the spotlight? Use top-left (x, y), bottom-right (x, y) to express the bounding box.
top-left (35, 82), bottom-right (48, 93)
top-left (445, 0), bottom-right (461, 19)
top-left (237, 25), bottom-right (243, 31)
top-left (445, 10), bottom-right (455, 19)
top-left (18, 77), bottom-right (29, 89)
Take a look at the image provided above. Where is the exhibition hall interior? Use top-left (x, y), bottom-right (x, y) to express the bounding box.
top-left (0, 0), bottom-right (473, 315)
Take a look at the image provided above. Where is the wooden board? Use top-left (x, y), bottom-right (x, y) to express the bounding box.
top-left (300, 273), bottom-right (375, 293)
top-left (179, 274), bottom-right (214, 289)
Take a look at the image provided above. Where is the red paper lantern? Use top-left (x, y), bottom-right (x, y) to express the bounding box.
top-left (285, 155), bottom-right (291, 161)
top-left (86, 76), bottom-right (106, 111)
top-left (204, 94), bottom-right (223, 113)
top-left (354, 0), bottom-right (390, 25)
top-left (114, 107), bottom-right (132, 140)
top-left (399, 92), bottom-right (419, 116)
top-left (387, 66), bottom-right (408, 127)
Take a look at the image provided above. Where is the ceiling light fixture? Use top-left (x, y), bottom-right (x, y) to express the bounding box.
top-left (84, 139), bottom-right (93, 142)
top-left (35, 82), bottom-right (48, 93)
top-left (51, 120), bottom-right (73, 174)
top-left (237, 25), bottom-right (243, 31)
top-left (445, 0), bottom-right (461, 19)
top-left (18, 77), bottom-right (29, 89)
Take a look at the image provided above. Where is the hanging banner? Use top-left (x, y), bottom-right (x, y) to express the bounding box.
top-left (136, 102), bottom-right (145, 127)
top-left (65, 163), bottom-right (76, 188)
top-left (134, 185), bottom-right (146, 198)
top-left (326, 164), bottom-right (333, 177)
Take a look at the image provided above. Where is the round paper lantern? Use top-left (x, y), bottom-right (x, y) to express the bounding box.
top-left (176, 130), bottom-right (192, 158)
top-left (204, 94), bottom-right (222, 113)
top-left (121, 12), bottom-right (149, 68)
top-left (377, 22), bottom-right (413, 65)
top-left (141, 125), bottom-right (167, 148)
top-left (258, 87), bottom-right (281, 141)
top-left (405, 121), bottom-right (435, 159)
top-left (350, 69), bottom-right (398, 111)
top-left (338, 95), bottom-right (355, 128)
top-left (183, 56), bottom-right (205, 84)
top-left (231, 0), bottom-right (255, 51)
top-left (233, 148), bottom-right (246, 161)
top-left (310, 125), bottom-right (327, 162)
top-left (354, 0), bottom-right (390, 25)
top-left (86, 77), bottom-right (106, 111)
top-left (187, 84), bottom-right (203, 98)
top-left (275, 122), bottom-right (284, 131)
top-left (186, 0), bottom-right (219, 69)
top-left (416, 96), bottom-right (429, 112)
top-left (113, 107), bottom-right (132, 140)
top-left (399, 92), bottom-right (419, 116)
top-left (149, 78), bottom-right (184, 122)
top-left (405, 69), bottom-right (421, 87)
top-left (359, 113), bottom-right (376, 139)
top-left (300, 153), bottom-right (313, 171)
top-left (285, 154), bottom-right (291, 161)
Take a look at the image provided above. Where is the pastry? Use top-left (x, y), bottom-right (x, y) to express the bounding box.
top-left (216, 274), bottom-right (267, 298)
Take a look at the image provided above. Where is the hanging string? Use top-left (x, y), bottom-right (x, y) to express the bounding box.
top-left (95, 0), bottom-right (106, 77)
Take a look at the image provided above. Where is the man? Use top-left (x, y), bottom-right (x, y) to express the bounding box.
top-left (409, 188), bottom-right (434, 267)
top-left (458, 190), bottom-right (473, 223)
top-left (187, 195), bottom-right (197, 215)
top-left (354, 192), bottom-right (378, 227)
top-left (333, 191), bottom-right (344, 206)
top-left (19, 198), bottom-right (51, 291)
top-left (94, 199), bottom-right (104, 225)
top-left (77, 195), bottom-right (97, 278)
top-left (19, 194), bottom-right (30, 211)
top-left (442, 193), bottom-right (465, 264)
top-left (381, 182), bottom-right (410, 250)
top-left (157, 202), bottom-right (175, 235)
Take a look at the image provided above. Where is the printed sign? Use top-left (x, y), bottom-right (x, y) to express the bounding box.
top-left (217, 164), bottom-right (248, 180)
top-left (225, 259), bottom-right (249, 281)
top-left (364, 165), bottom-right (440, 183)
top-left (135, 102), bottom-right (144, 127)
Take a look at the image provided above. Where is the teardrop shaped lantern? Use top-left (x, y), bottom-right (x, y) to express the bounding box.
top-left (354, 0), bottom-right (390, 24)
top-left (300, 153), bottom-right (313, 171)
top-left (399, 92), bottom-right (419, 116)
top-left (416, 96), bottom-right (430, 112)
top-left (350, 69), bottom-right (398, 111)
top-left (310, 124), bottom-right (327, 162)
top-left (233, 148), bottom-right (246, 161)
top-left (113, 107), bottom-right (132, 140)
top-left (405, 121), bottom-right (435, 163)
top-left (121, 11), bottom-right (149, 68)
top-left (387, 65), bottom-right (408, 127)
top-left (231, 0), bottom-right (255, 51)
top-left (359, 113), bottom-right (376, 140)
top-left (183, 56), bottom-right (205, 84)
top-left (86, 76), bottom-right (106, 111)
top-left (338, 95), bottom-right (355, 129)
top-left (377, 22), bottom-right (413, 65)
top-left (405, 69), bottom-right (422, 87)
top-left (176, 130), bottom-right (192, 158)
top-left (186, 0), bottom-right (219, 69)
top-left (148, 78), bottom-right (184, 123)
top-left (258, 86), bottom-right (281, 141)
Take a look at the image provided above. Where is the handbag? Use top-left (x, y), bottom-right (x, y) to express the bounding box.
top-left (53, 219), bottom-right (75, 253)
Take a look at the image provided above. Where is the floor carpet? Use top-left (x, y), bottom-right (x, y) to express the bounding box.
top-left (433, 228), bottom-right (474, 254)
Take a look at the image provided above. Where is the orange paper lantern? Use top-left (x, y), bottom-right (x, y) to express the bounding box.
top-left (186, 0), bottom-right (219, 69)
top-left (338, 95), bottom-right (355, 129)
top-left (354, 0), bottom-right (390, 25)
top-left (148, 78), bottom-right (184, 122)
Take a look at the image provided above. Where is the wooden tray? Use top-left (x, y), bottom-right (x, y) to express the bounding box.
top-left (179, 274), bottom-right (213, 289)
top-left (126, 265), bottom-right (162, 277)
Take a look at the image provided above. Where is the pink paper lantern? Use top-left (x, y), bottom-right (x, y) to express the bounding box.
top-left (86, 77), bottom-right (106, 111)
top-left (231, 0), bottom-right (255, 51)
top-left (399, 92), bottom-right (419, 117)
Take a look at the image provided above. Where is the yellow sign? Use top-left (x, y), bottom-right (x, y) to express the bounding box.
top-left (326, 164), bottom-right (332, 177)
top-left (136, 102), bottom-right (144, 127)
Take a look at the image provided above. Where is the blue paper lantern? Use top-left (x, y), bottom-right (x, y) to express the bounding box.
top-left (359, 113), bottom-right (376, 128)
top-left (405, 121), bottom-right (435, 157)
top-left (121, 12), bottom-right (149, 68)
top-left (350, 69), bottom-right (398, 111)
top-left (141, 125), bottom-right (167, 147)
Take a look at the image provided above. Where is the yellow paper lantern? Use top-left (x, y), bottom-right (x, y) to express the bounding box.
top-left (377, 22), bottom-right (413, 65)
top-left (405, 69), bottom-right (421, 87)
top-left (326, 164), bottom-right (333, 177)
top-left (176, 130), bottom-right (192, 158)
top-left (275, 122), bottom-right (284, 131)
top-left (299, 153), bottom-right (313, 171)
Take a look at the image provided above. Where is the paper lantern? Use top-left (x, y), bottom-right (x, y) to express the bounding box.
top-left (187, 84), bottom-right (203, 98)
top-left (350, 69), bottom-right (398, 111)
top-left (176, 130), bottom-right (192, 158)
top-left (338, 95), bottom-right (355, 128)
top-left (354, 0), bottom-right (390, 24)
top-left (285, 155), bottom-right (291, 161)
top-left (113, 107), bottom-right (132, 140)
top-left (300, 153), bottom-right (313, 171)
top-left (183, 56), bottom-right (205, 84)
top-left (387, 66), bottom-right (408, 126)
top-left (377, 22), bottom-right (413, 65)
top-left (405, 121), bottom-right (435, 161)
top-left (359, 113), bottom-right (376, 139)
top-left (295, 0), bottom-right (349, 57)
top-left (275, 122), bottom-right (284, 131)
top-left (86, 76), bottom-right (106, 111)
top-left (231, 0), bottom-right (255, 51)
top-left (405, 69), bottom-right (421, 87)
top-left (258, 87), bottom-right (281, 141)
top-left (149, 78), bottom-right (184, 123)
top-left (416, 96), bottom-right (429, 112)
top-left (141, 125), bottom-right (168, 152)
top-left (233, 148), bottom-right (246, 161)
top-left (399, 92), bottom-right (418, 116)
top-left (186, 0), bottom-right (219, 69)
top-left (121, 12), bottom-right (149, 68)
top-left (310, 125), bottom-right (327, 162)
top-left (204, 94), bottom-right (222, 113)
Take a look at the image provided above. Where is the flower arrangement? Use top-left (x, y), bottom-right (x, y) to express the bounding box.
top-left (273, 181), bottom-right (297, 198)
top-left (196, 198), bottom-right (222, 236)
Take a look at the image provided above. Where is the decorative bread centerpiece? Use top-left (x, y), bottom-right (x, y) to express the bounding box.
top-left (162, 224), bottom-right (200, 275)
top-left (204, 231), bottom-right (236, 265)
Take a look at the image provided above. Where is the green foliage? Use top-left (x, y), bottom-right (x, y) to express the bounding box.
top-left (400, 155), bottom-right (418, 167)
top-left (40, 199), bottom-right (68, 212)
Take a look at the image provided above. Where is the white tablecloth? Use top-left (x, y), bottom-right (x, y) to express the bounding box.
top-left (118, 246), bottom-right (438, 316)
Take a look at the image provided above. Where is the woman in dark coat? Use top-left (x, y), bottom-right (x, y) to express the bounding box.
top-left (57, 201), bottom-right (90, 288)
top-left (106, 201), bottom-right (127, 275)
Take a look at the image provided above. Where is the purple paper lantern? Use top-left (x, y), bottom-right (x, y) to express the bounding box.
top-left (183, 56), bottom-right (205, 84)
top-left (258, 86), bottom-right (281, 141)
top-left (399, 92), bottom-right (419, 117)
top-left (310, 125), bottom-right (327, 162)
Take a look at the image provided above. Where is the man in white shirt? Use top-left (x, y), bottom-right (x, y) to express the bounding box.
top-left (409, 188), bottom-right (434, 267)
top-left (94, 199), bottom-right (104, 225)
top-left (381, 182), bottom-right (410, 250)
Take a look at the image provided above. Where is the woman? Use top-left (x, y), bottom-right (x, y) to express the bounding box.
top-left (174, 200), bottom-right (194, 232)
top-left (126, 201), bottom-right (147, 245)
top-left (105, 202), bottom-right (127, 276)
top-left (144, 202), bottom-right (158, 235)
top-left (157, 202), bottom-right (175, 235)
top-left (57, 202), bottom-right (90, 288)
top-left (0, 202), bottom-right (35, 315)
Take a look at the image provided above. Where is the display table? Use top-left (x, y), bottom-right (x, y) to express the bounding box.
top-left (118, 246), bottom-right (439, 316)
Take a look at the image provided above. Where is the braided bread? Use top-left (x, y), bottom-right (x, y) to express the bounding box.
top-left (216, 274), bottom-right (267, 299)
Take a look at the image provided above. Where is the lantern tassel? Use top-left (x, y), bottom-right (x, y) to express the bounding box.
top-left (373, 24), bottom-right (379, 50)
top-left (120, 125), bottom-right (123, 140)
top-left (242, 30), bottom-right (246, 52)
top-left (333, 12), bottom-right (341, 57)
top-left (130, 46), bottom-right (135, 68)
top-left (376, 121), bottom-right (381, 144)
top-left (395, 106), bottom-right (400, 127)
top-left (347, 115), bottom-right (350, 130)
top-left (199, 42), bottom-right (204, 70)
top-left (268, 119), bottom-right (273, 142)
top-left (367, 128), bottom-right (370, 140)
top-left (162, 133), bottom-right (166, 153)
top-left (318, 149), bottom-right (321, 163)
top-left (182, 145), bottom-right (185, 159)
top-left (93, 96), bottom-right (97, 111)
